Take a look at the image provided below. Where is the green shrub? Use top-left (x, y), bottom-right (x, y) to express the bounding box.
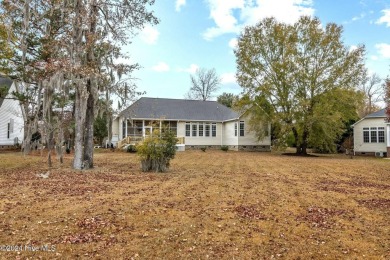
top-left (200, 147), bottom-right (207, 152)
top-left (221, 145), bottom-right (229, 152)
top-left (136, 129), bottom-right (177, 172)
top-left (126, 145), bottom-right (137, 153)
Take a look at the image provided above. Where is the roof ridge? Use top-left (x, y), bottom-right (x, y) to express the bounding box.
top-left (140, 97), bottom-right (219, 103)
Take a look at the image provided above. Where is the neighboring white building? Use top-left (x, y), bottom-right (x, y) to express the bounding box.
top-left (353, 108), bottom-right (390, 157)
top-left (112, 97), bottom-right (271, 151)
top-left (0, 77), bottom-right (24, 148)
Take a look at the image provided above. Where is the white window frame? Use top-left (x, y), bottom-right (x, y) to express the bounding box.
top-left (363, 127), bottom-right (385, 143)
top-left (239, 121), bottom-right (245, 137)
top-left (185, 122), bottom-right (191, 137)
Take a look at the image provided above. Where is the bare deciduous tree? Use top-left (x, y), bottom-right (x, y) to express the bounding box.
top-left (385, 78), bottom-right (390, 123)
top-left (358, 73), bottom-right (383, 116)
top-left (186, 68), bottom-right (220, 101)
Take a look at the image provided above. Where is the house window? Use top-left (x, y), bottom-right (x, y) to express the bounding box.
top-left (205, 123), bottom-right (210, 137)
top-left (212, 123), bottom-right (216, 137)
top-left (7, 123), bottom-right (10, 139)
top-left (234, 122), bottom-right (237, 137)
top-left (185, 122), bottom-right (190, 137)
top-left (363, 127), bottom-right (369, 143)
top-left (199, 123), bottom-right (204, 137)
top-left (378, 127), bottom-right (385, 143)
top-left (192, 123), bottom-right (197, 137)
top-left (239, 121), bottom-right (245, 137)
top-left (370, 127), bottom-right (377, 143)
top-left (364, 127), bottom-right (386, 143)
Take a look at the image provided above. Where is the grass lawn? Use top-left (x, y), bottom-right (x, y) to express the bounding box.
top-left (0, 150), bottom-right (389, 259)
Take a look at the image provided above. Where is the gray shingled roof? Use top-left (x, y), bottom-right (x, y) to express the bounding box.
top-left (119, 97), bottom-right (239, 121)
top-left (365, 108), bottom-right (386, 118)
top-left (0, 76), bottom-right (13, 108)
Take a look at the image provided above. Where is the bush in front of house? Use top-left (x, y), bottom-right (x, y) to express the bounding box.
top-left (136, 129), bottom-right (177, 172)
top-left (221, 145), bottom-right (229, 152)
top-left (126, 145), bottom-right (137, 153)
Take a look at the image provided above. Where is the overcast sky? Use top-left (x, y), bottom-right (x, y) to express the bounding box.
top-left (122, 0), bottom-right (390, 101)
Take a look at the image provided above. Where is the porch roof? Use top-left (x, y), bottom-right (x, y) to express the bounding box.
top-left (119, 97), bottom-right (239, 122)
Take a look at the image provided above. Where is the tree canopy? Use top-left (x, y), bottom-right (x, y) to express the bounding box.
top-left (235, 16), bottom-right (366, 154)
top-left (1, 0), bottom-right (158, 169)
top-left (217, 92), bottom-right (238, 108)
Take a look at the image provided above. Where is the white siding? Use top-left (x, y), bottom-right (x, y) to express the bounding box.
top-left (0, 83), bottom-right (24, 146)
top-left (112, 117), bottom-right (120, 137)
top-left (354, 118), bottom-right (387, 153)
top-left (237, 114), bottom-right (271, 146)
top-left (223, 121), bottom-right (238, 147)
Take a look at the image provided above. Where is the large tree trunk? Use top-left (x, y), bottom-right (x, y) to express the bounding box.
top-left (73, 86), bottom-right (88, 169)
top-left (81, 0), bottom-right (98, 169)
top-left (296, 129), bottom-right (308, 155)
top-left (83, 79), bottom-right (94, 169)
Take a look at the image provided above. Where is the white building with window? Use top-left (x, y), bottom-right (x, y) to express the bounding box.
top-left (0, 77), bottom-right (24, 148)
top-left (353, 108), bottom-right (390, 157)
top-left (112, 97), bottom-right (271, 151)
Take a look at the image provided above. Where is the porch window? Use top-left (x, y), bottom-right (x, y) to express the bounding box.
top-left (162, 121), bottom-right (177, 136)
top-left (234, 122), bottom-right (237, 136)
top-left (205, 123), bottom-right (210, 137)
top-left (198, 123), bottom-right (204, 137)
top-left (122, 121), bottom-right (126, 139)
top-left (239, 121), bottom-right (245, 137)
top-left (192, 124), bottom-right (197, 137)
top-left (370, 127), bottom-right (377, 143)
top-left (7, 123), bottom-right (10, 139)
top-left (128, 121), bottom-right (143, 137)
top-left (185, 122), bottom-right (190, 137)
top-left (212, 123), bottom-right (216, 137)
top-left (363, 127), bottom-right (369, 143)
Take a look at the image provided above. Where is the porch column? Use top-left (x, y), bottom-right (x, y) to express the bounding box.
top-left (125, 118), bottom-right (128, 138)
top-left (387, 124), bottom-right (390, 158)
top-left (142, 120), bottom-right (145, 137)
top-left (159, 120), bottom-right (162, 134)
top-left (119, 117), bottom-right (122, 140)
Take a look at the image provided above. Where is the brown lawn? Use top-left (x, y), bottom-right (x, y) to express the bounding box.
top-left (0, 150), bottom-right (389, 259)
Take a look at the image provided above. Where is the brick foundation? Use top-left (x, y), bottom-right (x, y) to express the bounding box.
top-left (387, 147), bottom-right (390, 158)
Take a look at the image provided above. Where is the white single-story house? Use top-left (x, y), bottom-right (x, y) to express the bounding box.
top-left (353, 108), bottom-right (390, 157)
top-left (0, 76), bottom-right (24, 148)
top-left (112, 97), bottom-right (271, 151)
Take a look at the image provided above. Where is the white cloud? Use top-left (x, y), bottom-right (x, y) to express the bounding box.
top-left (375, 43), bottom-right (390, 58)
top-left (140, 25), bottom-right (160, 45)
top-left (241, 0), bottom-right (315, 26)
top-left (178, 64), bottom-right (199, 74)
top-left (203, 0), bottom-right (245, 40)
top-left (349, 45), bottom-right (358, 52)
top-left (376, 9), bottom-right (390, 27)
top-left (203, 0), bottom-right (315, 40)
top-left (228, 38), bottom-right (238, 49)
top-left (221, 72), bottom-right (237, 84)
top-left (370, 55), bottom-right (378, 61)
top-left (152, 62), bottom-right (170, 72)
top-left (175, 0), bottom-right (186, 12)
